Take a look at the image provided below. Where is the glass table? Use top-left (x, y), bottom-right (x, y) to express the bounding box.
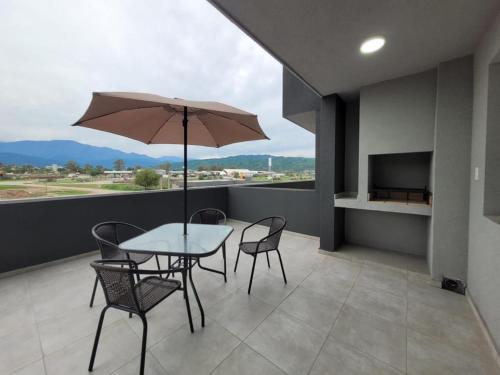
top-left (119, 223), bottom-right (234, 332)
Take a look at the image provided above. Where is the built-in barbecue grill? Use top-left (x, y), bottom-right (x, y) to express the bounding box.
top-left (369, 186), bottom-right (430, 204)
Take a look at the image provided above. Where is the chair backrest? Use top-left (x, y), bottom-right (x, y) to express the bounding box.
top-left (91, 260), bottom-right (140, 312)
top-left (92, 222), bottom-right (146, 259)
top-left (189, 208), bottom-right (227, 225)
top-left (264, 216), bottom-right (286, 249)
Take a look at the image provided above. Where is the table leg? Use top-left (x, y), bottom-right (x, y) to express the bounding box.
top-left (181, 267), bottom-right (194, 333)
top-left (188, 257), bottom-right (205, 327)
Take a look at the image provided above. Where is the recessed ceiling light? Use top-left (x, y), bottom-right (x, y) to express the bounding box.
top-left (360, 37), bottom-right (385, 54)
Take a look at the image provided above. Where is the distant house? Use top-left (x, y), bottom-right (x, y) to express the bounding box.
top-left (222, 169), bottom-right (255, 178)
top-left (104, 170), bottom-right (134, 179)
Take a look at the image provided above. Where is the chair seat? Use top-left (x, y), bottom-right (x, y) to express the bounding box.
top-left (111, 251), bottom-right (153, 265)
top-left (240, 241), bottom-right (276, 254)
top-left (134, 277), bottom-right (181, 312)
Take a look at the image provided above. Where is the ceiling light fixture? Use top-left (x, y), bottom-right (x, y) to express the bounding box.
top-left (360, 37), bottom-right (385, 54)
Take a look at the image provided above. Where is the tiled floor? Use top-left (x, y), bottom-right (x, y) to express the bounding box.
top-left (0, 220), bottom-right (498, 375)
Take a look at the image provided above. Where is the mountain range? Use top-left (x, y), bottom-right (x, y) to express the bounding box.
top-left (0, 140), bottom-right (314, 172)
top-left (0, 140), bottom-right (181, 168)
top-left (172, 155), bottom-right (314, 172)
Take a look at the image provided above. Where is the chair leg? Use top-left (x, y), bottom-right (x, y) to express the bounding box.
top-left (89, 276), bottom-right (98, 308)
top-left (181, 268), bottom-right (194, 333)
top-left (155, 255), bottom-right (162, 278)
top-left (88, 306), bottom-right (108, 371)
top-left (139, 315), bottom-right (148, 375)
top-left (248, 254), bottom-right (258, 294)
top-left (222, 242), bottom-right (227, 283)
top-left (234, 248), bottom-right (241, 272)
top-left (266, 252), bottom-right (271, 268)
top-left (276, 250), bottom-right (287, 284)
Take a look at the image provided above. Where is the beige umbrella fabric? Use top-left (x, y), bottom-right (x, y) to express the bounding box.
top-left (72, 92), bottom-right (268, 147)
top-left (72, 92), bottom-right (268, 234)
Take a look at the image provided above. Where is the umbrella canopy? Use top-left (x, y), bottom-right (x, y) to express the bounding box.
top-left (72, 92), bottom-right (268, 147)
top-left (73, 92), bottom-right (268, 235)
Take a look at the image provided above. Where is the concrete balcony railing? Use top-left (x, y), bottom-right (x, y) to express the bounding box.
top-left (0, 181), bottom-right (317, 274)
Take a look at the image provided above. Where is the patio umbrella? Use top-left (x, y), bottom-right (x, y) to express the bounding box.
top-left (72, 92), bottom-right (268, 235)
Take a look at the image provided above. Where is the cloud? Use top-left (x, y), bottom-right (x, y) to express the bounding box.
top-left (0, 0), bottom-right (315, 159)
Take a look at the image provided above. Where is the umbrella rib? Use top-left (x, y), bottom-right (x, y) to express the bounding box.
top-left (72, 105), bottom-right (172, 126)
top-left (146, 111), bottom-right (177, 144)
top-left (199, 110), bottom-right (269, 139)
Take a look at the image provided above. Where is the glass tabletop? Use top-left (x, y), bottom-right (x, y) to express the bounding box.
top-left (119, 223), bottom-right (234, 257)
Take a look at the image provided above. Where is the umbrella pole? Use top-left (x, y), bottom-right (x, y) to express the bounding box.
top-left (183, 106), bottom-right (188, 236)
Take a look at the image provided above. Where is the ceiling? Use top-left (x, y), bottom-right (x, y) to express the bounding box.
top-left (209, 0), bottom-right (500, 96)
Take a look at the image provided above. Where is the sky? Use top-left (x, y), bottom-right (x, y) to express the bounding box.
top-left (0, 0), bottom-right (315, 159)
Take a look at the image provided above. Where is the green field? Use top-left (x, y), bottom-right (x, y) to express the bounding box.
top-left (0, 185), bottom-right (26, 190)
top-left (51, 189), bottom-right (90, 196)
top-left (98, 184), bottom-right (145, 191)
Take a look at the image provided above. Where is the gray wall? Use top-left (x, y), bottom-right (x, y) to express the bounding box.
top-left (431, 56), bottom-right (473, 281)
top-left (282, 67), bottom-right (320, 132)
top-left (468, 9), bottom-right (500, 350)
top-left (318, 94), bottom-right (345, 250)
top-left (227, 185), bottom-right (319, 236)
top-left (358, 69), bottom-right (437, 199)
top-left (345, 209), bottom-right (429, 256)
top-left (0, 187), bottom-right (227, 273)
top-left (344, 99), bottom-right (359, 193)
top-left (484, 63), bottom-right (500, 215)
top-left (339, 70), bottom-right (437, 259)
top-left (0, 181), bottom-right (324, 274)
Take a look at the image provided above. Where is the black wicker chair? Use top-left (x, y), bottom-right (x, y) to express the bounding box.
top-left (88, 259), bottom-right (190, 375)
top-left (234, 216), bottom-right (287, 294)
top-left (189, 208), bottom-right (228, 282)
top-left (89, 222), bottom-right (162, 308)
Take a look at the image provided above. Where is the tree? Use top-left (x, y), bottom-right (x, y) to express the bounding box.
top-left (66, 160), bottom-right (79, 173)
top-left (83, 164), bottom-right (93, 175)
top-left (159, 162), bottom-right (171, 173)
top-left (90, 165), bottom-right (104, 177)
top-left (113, 159), bottom-right (125, 171)
top-left (135, 169), bottom-right (160, 190)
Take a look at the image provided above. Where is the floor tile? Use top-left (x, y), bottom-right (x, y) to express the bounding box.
top-left (126, 292), bottom-right (193, 348)
top-left (278, 286), bottom-right (343, 331)
top-left (407, 301), bottom-right (489, 355)
top-left (300, 270), bottom-right (353, 301)
top-left (407, 328), bottom-right (499, 375)
top-left (0, 274), bottom-right (31, 311)
top-left (0, 324), bottom-right (42, 374)
top-left (357, 264), bottom-right (407, 297)
top-left (211, 343), bottom-right (286, 375)
top-left (407, 280), bottom-right (470, 318)
top-left (346, 285), bottom-right (407, 324)
top-left (245, 309), bottom-right (326, 375)
top-left (241, 272), bottom-right (296, 306)
top-left (111, 353), bottom-right (167, 375)
top-left (310, 337), bottom-right (403, 375)
top-left (44, 320), bottom-right (140, 375)
top-left (10, 360), bottom-right (46, 375)
top-left (207, 289), bottom-right (274, 340)
top-left (150, 319), bottom-right (240, 375)
top-left (0, 304), bottom-right (35, 337)
top-left (37, 303), bottom-right (124, 355)
top-left (1, 224), bottom-right (499, 375)
top-left (331, 305), bottom-right (406, 371)
top-left (315, 257), bottom-right (361, 284)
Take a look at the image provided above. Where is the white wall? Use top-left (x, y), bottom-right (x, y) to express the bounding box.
top-left (468, 9), bottom-right (500, 351)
